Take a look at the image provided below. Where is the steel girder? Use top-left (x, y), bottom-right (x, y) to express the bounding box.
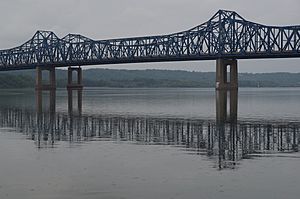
top-left (0, 10), bottom-right (300, 71)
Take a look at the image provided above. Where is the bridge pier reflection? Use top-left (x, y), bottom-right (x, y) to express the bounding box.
top-left (215, 88), bottom-right (238, 169)
top-left (216, 89), bottom-right (238, 123)
top-left (68, 89), bottom-right (82, 115)
top-left (1, 103), bottom-right (299, 168)
top-left (35, 89), bottom-right (56, 113)
top-left (35, 89), bottom-right (56, 148)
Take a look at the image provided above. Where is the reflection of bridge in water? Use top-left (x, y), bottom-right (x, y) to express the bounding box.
top-left (1, 95), bottom-right (299, 169)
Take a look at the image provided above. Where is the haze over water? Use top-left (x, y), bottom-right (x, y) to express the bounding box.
top-left (0, 87), bottom-right (300, 199)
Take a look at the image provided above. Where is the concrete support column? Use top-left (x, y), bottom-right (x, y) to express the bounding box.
top-left (36, 67), bottom-right (42, 90)
top-left (68, 68), bottom-right (73, 86)
top-left (216, 59), bottom-right (238, 90)
top-left (35, 67), bottom-right (56, 90)
top-left (36, 89), bottom-right (56, 113)
top-left (68, 89), bottom-right (82, 115)
top-left (49, 68), bottom-right (56, 89)
top-left (67, 66), bottom-right (83, 90)
top-left (68, 89), bottom-right (73, 114)
top-left (36, 89), bottom-right (43, 114)
top-left (216, 90), bottom-right (227, 123)
top-left (67, 66), bottom-right (83, 115)
top-left (229, 89), bottom-right (238, 122)
top-left (229, 60), bottom-right (238, 90)
top-left (35, 66), bottom-right (56, 113)
top-left (49, 90), bottom-right (56, 113)
top-left (78, 89), bottom-right (82, 113)
top-left (216, 59), bottom-right (227, 90)
top-left (216, 90), bottom-right (238, 123)
top-left (78, 68), bottom-right (82, 85)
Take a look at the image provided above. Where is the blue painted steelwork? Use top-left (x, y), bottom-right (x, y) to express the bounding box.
top-left (0, 10), bottom-right (299, 71)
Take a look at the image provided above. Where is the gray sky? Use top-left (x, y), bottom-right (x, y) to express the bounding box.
top-left (0, 0), bottom-right (299, 73)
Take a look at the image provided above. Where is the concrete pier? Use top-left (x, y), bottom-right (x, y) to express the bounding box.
top-left (67, 66), bottom-right (83, 115)
top-left (67, 67), bottom-right (83, 90)
top-left (36, 90), bottom-right (56, 113)
top-left (229, 89), bottom-right (238, 122)
top-left (35, 67), bottom-right (56, 90)
top-left (216, 90), bottom-right (227, 123)
top-left (35, 66), bottom-right (83, 114)
top-left (216, 89), bottom-right (238, 123)
top-left (68, 89), bottom-right (82, 115)
top-left (216, 59), bottom-right (238, 90)
top-left (35, 67), bottom-right (56, 113)
top-left (215, 59), bottom-right (238, 123)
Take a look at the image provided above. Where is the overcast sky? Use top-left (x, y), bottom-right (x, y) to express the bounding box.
top-left (0, 0), bottom-right (299, 73)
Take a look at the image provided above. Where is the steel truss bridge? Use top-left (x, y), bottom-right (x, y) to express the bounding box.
top-left (0, 9), bottom-right (299, 91)
top-left (0, 9), bottom-right (299, 71)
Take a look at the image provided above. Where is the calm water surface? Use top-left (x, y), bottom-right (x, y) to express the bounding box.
top-left (0, 87), bottom-right (300, 199)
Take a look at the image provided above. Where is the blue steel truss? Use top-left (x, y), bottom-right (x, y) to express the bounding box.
top-left (0, 10), bottom-right (300, 71)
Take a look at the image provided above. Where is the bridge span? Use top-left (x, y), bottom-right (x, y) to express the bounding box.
top-left (0, 10), bottom-right (300, 90)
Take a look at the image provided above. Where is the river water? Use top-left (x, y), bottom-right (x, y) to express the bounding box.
top-left (0, 88), bottom-right (300, 199)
